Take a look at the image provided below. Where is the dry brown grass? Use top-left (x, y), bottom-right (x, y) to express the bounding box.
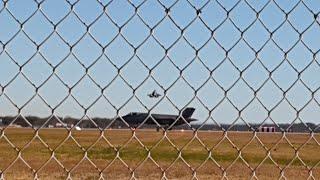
top-left (0, 128), bottom-right (319, 179)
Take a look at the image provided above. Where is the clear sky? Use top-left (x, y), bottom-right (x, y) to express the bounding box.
top-left (0, 0), bottom-right (320, 126)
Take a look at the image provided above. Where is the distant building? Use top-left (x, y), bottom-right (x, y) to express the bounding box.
top-left (258, 126), bottom-right (275, 132)
top-left (55, 122), bottom-right (67, 128)
top-left (8, 124), bottom-right (22, 128)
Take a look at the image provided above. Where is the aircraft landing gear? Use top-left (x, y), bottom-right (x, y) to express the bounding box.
top-left (164, 125), bottom-right (172, 131)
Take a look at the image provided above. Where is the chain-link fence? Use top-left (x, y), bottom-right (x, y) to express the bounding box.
top-left (1, 0), bottom-right (320, 179)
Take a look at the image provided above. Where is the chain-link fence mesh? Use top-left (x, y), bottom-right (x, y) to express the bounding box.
top-left (1, 0), bottom-right (320, 179)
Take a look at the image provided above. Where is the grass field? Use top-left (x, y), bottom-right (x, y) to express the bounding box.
top-left (0, 128), bottom-right (319, 179)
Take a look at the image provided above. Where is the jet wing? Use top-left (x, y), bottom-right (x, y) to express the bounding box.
top-left (150, 114), bottom-right (177, 125)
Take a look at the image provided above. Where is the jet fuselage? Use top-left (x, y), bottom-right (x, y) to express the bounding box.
top-left (117, 108), bottom-right (197, 127)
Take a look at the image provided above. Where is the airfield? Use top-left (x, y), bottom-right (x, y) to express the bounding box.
top-left (0, 128), bottom-right (319, 179)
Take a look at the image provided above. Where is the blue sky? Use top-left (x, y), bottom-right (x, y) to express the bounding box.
top-left (1, 0), bottom-right (320, 126)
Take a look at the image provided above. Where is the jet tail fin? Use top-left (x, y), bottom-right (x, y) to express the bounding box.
top-left (182, 107), bottom-right (195, 119)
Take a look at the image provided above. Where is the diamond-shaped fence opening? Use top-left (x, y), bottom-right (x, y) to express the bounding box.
top-left (1, 0), bottom-right (320, 179)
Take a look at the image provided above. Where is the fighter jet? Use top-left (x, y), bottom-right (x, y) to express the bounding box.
top-left (148, 90), bottom-right (161, 98)
top-left (117, 107), bottom-right (197, 130)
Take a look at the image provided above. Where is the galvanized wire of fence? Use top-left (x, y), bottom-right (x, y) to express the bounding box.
top-left (0, 0), bottom-right (320, 179)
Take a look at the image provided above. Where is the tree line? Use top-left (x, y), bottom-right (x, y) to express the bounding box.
top-left (0, 116), bottom-right (318, 132)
